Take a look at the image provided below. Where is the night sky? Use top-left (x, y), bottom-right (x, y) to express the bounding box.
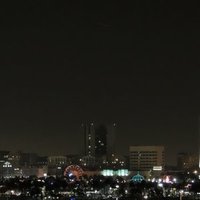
top-left (0, 1), bottom-right (199, 165)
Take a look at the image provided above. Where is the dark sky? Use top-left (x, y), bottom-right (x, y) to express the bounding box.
top-left (0, 1), bottom-right (200, 165)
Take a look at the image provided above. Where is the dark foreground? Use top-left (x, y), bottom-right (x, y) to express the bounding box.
top-left (1, 196), bottom-right (200, 200)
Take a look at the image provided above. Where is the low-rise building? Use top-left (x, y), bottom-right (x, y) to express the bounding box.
top-left (129, 145), bottom-right (165, 174)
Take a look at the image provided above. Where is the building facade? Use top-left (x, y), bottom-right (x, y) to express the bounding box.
top-left (129, 146), bottom-right (165, 171)
top-left (95, 124), bottom-right (107, 157)
top-left (177, 152), bottom-right (198, 170)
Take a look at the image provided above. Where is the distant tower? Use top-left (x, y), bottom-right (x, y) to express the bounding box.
top-left (107, 123), bottom-right (117, 162)
top-left (95, 124), bottom-right (107, 158)
top-left (199, 117), bottom-right (200, 168)
top-left (83, 123), bottom-right (95, 157)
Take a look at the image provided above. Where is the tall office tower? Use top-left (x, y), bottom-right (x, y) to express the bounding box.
top-left (95, 124), bottom-right (107, 157)
top-left (107, 123), bottom-right (117, 162)
top-left (83, 123), bottom-right (95, 157)
top-left (199, 117), bottom-right (200, 168)
top-left (129, 146), bottom-right (165, 171)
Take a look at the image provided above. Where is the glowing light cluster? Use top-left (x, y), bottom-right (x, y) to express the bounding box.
top-left (101, 169), bottom-right (129, 176)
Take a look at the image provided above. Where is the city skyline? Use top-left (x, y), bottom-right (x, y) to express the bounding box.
top-left (0, 120), bottom-right (198, 166)
top-left (0, 1), bottom-right (200, 165)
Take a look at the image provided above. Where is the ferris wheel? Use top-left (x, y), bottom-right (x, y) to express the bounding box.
top-left (64, 165), bottom-right (84, 178)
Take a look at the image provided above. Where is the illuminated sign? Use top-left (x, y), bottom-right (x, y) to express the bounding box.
top-left (153, 166), bottom-right (162, 171)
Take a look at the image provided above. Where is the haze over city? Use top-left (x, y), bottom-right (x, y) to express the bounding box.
top-left (0, 1), bottom-right (200, 165)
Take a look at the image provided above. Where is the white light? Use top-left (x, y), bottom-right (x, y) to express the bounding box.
top-left (165, 176), bottom-right (170, 183)
top-left (69, 172), bottom-right (73, 177)
top-left (153, 166), bottom-right (162, 171)
top-left (158, 183), bottom-right (163, 187)
top-left (173, 178), bottom-right (177, 182)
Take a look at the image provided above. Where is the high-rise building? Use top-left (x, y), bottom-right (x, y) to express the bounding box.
top-left (82, 122), bottom-right (118, 167)
top-left (95, 124), bottom-right (107, 157)
top-left (107, 123), bottom-right (117, 161)
top-left (129, 146), bottom-right (165, 171)
top-left (82, 123), bottom-right (95, 156)
top-left (199, 117), bottom-right (200, 168)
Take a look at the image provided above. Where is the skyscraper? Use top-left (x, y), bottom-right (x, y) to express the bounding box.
top-left (199, 117), bottom-right (200, 168)
top-left (107, 123), bottom-right (117, 162)
top-left (95, 124), bottom-right (107, 158)
top-left (82, 123), bottom-right (117, 163)
top-left (82, 123), bottom-right (95, 157)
